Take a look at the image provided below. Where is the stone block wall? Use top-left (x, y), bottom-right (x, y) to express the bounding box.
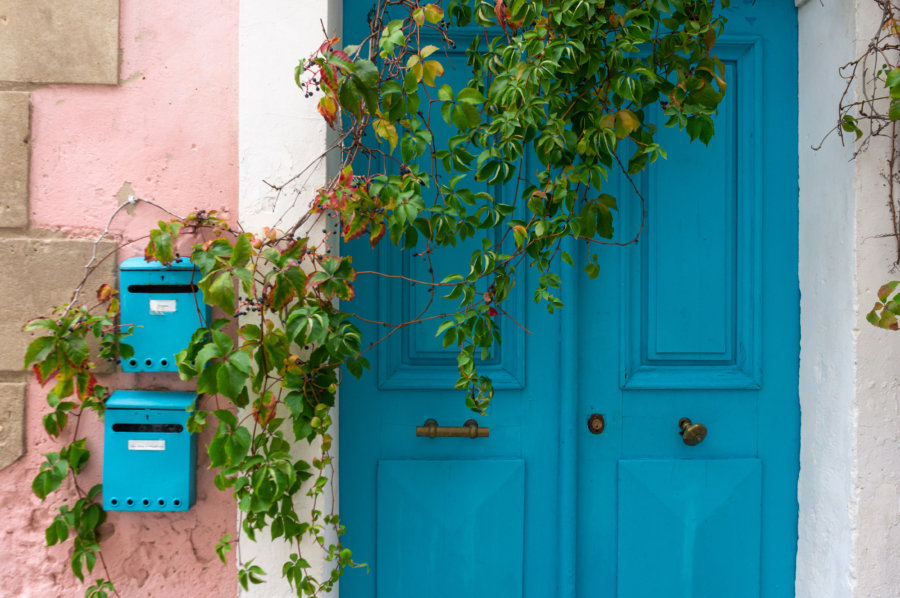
top-left (0, 0), bottom-right (120, 471)
top-left (0, 1), bottom-right (239, 595)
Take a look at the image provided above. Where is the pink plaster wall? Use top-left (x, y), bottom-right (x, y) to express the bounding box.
top-left (29, 0), bottom-right (238, 246)
top-left (0, 1), bottom-right (239, 596)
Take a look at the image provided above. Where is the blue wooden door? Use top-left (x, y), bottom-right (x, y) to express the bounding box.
top-left (340, 1), bottom-right (798, 596)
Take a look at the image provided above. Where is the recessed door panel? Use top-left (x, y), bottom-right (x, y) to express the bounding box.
top-left (376, 459), bottom-right (525, 597)
top-left (617, 459), bottom-right (762, 598)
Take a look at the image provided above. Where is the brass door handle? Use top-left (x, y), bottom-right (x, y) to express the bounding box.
top-left (416, 418), bottom-right (489, 439)
top-left (679, 417), bottom-right (707, 446)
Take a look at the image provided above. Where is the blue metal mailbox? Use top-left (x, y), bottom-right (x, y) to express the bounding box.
top-left (103, 391), bottom-right (196, 512)
top-left (119, 257), bottom-right (209, 372)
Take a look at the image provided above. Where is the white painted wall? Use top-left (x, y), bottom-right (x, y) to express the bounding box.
top-left (851, 0), bottom-right (900, 594)
top-left (239, 1), bottom-right (341, 595)
top-left (797, 0), bottom-right (900, 596)
top-left (796, 1), bottom-right (858, 595)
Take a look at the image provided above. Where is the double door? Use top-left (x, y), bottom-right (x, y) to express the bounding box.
top-left (340, 1), bottom-right (798, 595)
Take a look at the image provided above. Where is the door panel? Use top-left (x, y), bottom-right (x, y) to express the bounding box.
top-left (341, 1), bottom-right (798, 596)
top-left (377, 459), bottom-right (525, 597)
top-left (617, 459), bottom-right (762, 598)
top-left (619, 39), bottom-right (762, 391)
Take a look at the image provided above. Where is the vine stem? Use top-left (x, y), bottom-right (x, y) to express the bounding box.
top-left (64, 196), bottom-right (186, 317)
top-left (890, 120), bottom-right (900, 265)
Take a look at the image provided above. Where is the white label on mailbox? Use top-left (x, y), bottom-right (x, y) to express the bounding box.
top-left (149, 299), bottom-right (177, 315)
top-left (128, 439), bottom-right (165, 451)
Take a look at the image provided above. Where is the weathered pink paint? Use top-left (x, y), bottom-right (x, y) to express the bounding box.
top-left (1, 379), bottom-right (237, 597)
top-left (29, 0), bottom-right (238, 246)
top-left (1, 1), bottom-right (239, 596)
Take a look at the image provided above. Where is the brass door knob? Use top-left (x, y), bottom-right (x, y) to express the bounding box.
top-left (678, 417), bottom-right (707, 446)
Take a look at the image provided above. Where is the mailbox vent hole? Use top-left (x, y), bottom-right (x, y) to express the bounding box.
top-left (145, 359), bottom-right (153, 367)
top-left (126, 498), bottom-right (134, 506)
top-left (110, 498), bottom-right (118, 506)
top-left (128, 359), bottom-right (137, 367)
top-left (158, 499), bottom-right (166, 507)
top-left (173, 499), bottom-right (181, 507)
top-left (127, 284), bottom-right (198, 294)
top-left (141, 498), bottom-right (150, 506)
top-left (160, 359), bottom-right (168, 367)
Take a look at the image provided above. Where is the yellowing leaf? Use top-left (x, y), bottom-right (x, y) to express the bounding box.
top-left (411, 61), bottom-right (424, 83)
top-left (318, 96), bottom-right (338, 127)
top-left (373, 118), bottom-right (399, 152)
top-left (422, 60), bottom-right (444, 86)
top-left (423, 3), bottom-right (444, 23)
top-left (413, 7), bottom-right (425, 26)
top-left (617, 109), bottom-right (640, 134)
top-left (420, 44), bottom-right (439, 59)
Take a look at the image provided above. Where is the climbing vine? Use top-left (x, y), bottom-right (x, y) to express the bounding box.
top-left (24, 0), bottom-right (728, 594)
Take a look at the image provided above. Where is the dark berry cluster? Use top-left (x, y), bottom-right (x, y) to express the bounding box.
top-left (233, 295), bottom-right (265, 318)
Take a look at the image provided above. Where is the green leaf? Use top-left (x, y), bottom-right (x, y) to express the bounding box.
top-left (24, 318), bottom-right (59, 333)
top-left (230, 234), bottom-right (252, 268)
top-left (354, 59), bottom-right (379, 88)
top-left (206, 272), bottom-right (236, 315)
top-left (24, 336), bottom-right (55, 368)
top-left (217, 361), bottom-right (248, 400)
top-left (886, 67), bottom-right (900, 90)
top-left (228, 350), bottom-right (252, 375)
top-left (457, 87), bottom-right (486, 105)
top-left (891, 99), bottom-right (900, 122)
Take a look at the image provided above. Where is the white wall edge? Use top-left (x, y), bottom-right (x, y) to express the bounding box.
top-left (238, 1), bottom-right (342, 596)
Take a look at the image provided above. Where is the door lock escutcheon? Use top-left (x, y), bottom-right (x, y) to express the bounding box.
top-left (587, 413), bottom-right (605, 435)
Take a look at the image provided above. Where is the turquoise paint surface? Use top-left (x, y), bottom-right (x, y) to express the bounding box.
top-left (340, 1), bottom-right (798, 596)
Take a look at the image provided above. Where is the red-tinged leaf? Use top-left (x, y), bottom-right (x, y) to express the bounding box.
top-left (877, 281), bottom-right (898, 303)
top-left (33, 364), bottom-right (55, 386)
top-left (76, 372), bottom-right (97, 401)
top-left (369, 220), bottom-right (386, 247)
top-left (488, 307), bottom-right (499, 317)
top-left (495, 0), bottom-right (508, 31)
top-left (305, 271), bottom-right (330, 293)
top-left (338, 165), bottom-right (354, 186)
top-left (318, 96), bottom-right (338, 128)
top-left (317, 37), bottom-right (340, 55)
top-left (267, 278), bottom-right (296, 311)
top-left (512, 224), bottom-right (527, 249)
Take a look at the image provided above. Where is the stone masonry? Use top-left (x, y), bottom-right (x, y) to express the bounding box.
top-left (0, 0), bottom-right (119, 470)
